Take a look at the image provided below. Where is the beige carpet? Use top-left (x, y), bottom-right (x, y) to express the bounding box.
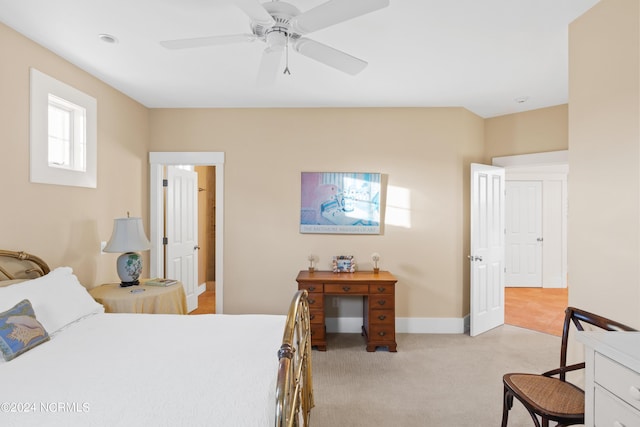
top-left (310, 325), bottom-right (562, 427)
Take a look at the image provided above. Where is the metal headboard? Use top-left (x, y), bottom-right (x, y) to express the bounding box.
top-left (0, 250), bottom-right (50, 280)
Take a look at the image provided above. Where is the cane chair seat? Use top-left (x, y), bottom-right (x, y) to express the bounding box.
top-left (501, 306), bottom-right (637, 427)
top-left (503, 374), bottom-right (584, 421)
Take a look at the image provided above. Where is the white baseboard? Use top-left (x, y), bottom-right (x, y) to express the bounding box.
top-left (197, 282), bottom-right (206, 296)
top-left (326, 316), bottom-right (469, 334)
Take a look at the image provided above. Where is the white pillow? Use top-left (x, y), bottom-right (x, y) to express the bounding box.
top-left (0, 267), bottom-right (104, 336)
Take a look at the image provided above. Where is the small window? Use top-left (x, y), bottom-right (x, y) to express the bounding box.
top-left (30, 68), bottom-right (96, 188)
top-left (48, 94), bottom-right (86, 172)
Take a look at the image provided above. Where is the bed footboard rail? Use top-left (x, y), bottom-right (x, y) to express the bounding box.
top-left (275, 290), bottom-right (314, 427)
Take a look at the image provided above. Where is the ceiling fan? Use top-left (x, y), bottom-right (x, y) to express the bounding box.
top-left (160, 0), bottom-right (390, 86)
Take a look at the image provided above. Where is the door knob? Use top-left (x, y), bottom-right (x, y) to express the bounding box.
top-left (194, 245), bottom-right (201, 250)
top-left (536, 237), bottom-right (543, 242)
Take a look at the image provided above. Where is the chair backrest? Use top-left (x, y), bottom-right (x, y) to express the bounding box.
top-left (559, 307), bottom-right (637, 380)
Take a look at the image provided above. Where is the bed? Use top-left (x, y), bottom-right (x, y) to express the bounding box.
top-left (0, 250), bottom-right (313, 427)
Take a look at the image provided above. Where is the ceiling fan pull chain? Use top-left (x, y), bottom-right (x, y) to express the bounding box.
top-left (283, 32), bottom-right (291, 75)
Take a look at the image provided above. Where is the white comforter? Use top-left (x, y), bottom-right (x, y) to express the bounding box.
top-left (0, 312), bottom-right (285, 427)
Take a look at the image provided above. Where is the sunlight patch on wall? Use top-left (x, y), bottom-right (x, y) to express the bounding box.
top-left (385, 185), bottom-right (411, 228)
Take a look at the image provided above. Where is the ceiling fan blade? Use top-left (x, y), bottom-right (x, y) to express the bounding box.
top-left (235, 0), bottom-right (275, 26)
top-left (160, 34), bottom-right (256, 50)
top-left (256, 47), bottom-right (284, 87)
top-left (289, 0), bottom-right (389, 35)
top-left (293, 37), bottom-right (367, 75)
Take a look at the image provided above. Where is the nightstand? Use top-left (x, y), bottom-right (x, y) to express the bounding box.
top-left (89, 280), bottom-right (187, 314)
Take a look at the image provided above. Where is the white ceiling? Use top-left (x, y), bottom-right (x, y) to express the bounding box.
top-left (0, 0), bottom-right (599, 118)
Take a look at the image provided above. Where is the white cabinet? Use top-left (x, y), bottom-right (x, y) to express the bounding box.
top-left (577, 332), bottom-right (640, 427)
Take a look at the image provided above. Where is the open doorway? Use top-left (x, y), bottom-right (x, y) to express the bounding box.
top-left (194, 165), bottom-right (216, 313)
top-left (149, 152), bottom-right (225, 314)
top-left (493, 150), bottom-right (569, 335)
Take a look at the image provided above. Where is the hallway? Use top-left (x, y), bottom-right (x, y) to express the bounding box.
top-left (189, 289), bottom-right (216, 314)
top-left (505, 287), bottom-right (568, 336)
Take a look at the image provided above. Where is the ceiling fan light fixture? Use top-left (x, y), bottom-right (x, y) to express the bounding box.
top-left (265, 28), bottom-right (288, 49)
top-left (159, 0), bottom-right (390, 81)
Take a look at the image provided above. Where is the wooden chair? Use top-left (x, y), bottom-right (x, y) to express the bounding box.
top-left (501, 306), bottom-right (637, 427)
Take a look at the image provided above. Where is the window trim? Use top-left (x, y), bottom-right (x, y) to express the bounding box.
top-left (30, 68), bottom-right (97, 188)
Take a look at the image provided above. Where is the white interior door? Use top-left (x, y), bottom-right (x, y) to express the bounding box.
top-left (166, 166), bottom-right (199, 312)
top-left (470, 163), bottom-right (505, 336)
top-left (505, 181), bottom-right (543, 287)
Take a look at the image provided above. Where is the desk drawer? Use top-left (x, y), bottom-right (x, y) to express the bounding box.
top-left (370, 310), bottom-right (394, 325)
top-left (595, 353), bottom-right (640, 411)
top-left (370, 284), bottom-right (394, 294)
top-left (306, 294), bottom-right (324, 309)
top-left (595, 386), bottom-right (640, 427)
top-left (370, 294), bottom-right (394, 310)
top-left (325, 284), bottom-right (369, 294)
top-left (309, 309), bottom-right (324, 324)
top-left (369, 324), bottom-right (395, 341)
top-left (298, 283), bottom-right (323, 293)
top-left (310, 324), bottom-right (326, 341)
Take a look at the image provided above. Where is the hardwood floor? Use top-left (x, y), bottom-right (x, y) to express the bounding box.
top-left (505, 287), bottom-right (568, 336)
top-left (189, 290), bottom-right (216, 314)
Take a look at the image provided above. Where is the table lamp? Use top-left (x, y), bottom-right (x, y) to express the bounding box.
top-left (103, 213), bottom-right (151, 287)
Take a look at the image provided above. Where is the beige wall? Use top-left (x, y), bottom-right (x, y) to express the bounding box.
top-left (149, 108), bottom-right (485, 317)
top-left (0, 23), bottom-right (150, 288)
top-left (485, 104), bottom-right (568, 159)
top-left (2, 17), bottom-right (577, 321)
top-left (568, 0), bottom-right (640, 328)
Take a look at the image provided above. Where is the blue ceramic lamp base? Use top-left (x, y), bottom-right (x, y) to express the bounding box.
top-left (116, 252), bottom-right (143, 287)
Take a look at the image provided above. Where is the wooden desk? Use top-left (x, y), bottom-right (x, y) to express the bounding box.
top-left (296, 270), bottom-right (398, 352)
top-left (89, 281), bottom-right (187, 314)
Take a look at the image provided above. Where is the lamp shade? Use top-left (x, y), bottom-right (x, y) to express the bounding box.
top-left (103, 217), bottom-right (150, 253)
top-left (104, 217), bottom-right (150, 287)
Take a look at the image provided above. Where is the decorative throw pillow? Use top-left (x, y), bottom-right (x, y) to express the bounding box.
top-left (0, 299), bottom-right (50, 361)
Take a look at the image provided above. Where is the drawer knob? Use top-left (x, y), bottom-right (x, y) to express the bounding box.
top-left (378, 315), bottom-right (387, 320)
top-left (378, 331), bottom-right (386, 336)
top-left (342, 286), bottom-right (351, 292)
top-left (629, 386), bottom-right (640, 401)
top-left (308, 286), bottom-right (316, 292)
top-left (308, 299), bottom-right (316, 305)
top-left (377, 300), bottom-right (386, 306)
top-left (377, 287), bottom-right (385, 292)
top-left (310, 314), bottom-right (315, 320)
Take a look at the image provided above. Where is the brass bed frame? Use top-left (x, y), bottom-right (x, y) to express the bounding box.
top-left (0, 249), bottom-right (50, 280)
top-left (276, 289), bottom-right (314, 427)
top-left (0, 250), bottom-right (314, 427)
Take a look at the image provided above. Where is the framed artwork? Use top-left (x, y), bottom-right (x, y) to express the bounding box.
top-left (300, 172), bottom-right (381, 234)
top-left (332, 256), bottom-right (356, 273)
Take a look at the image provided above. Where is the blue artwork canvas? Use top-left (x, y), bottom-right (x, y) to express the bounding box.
top-left (300, 172), bottom-right (381, 234)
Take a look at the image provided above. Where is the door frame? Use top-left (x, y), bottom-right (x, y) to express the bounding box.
top-left (149, 152), bottom-right (225, 313)
top-left (493, 150), bottom-right (568, 288)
